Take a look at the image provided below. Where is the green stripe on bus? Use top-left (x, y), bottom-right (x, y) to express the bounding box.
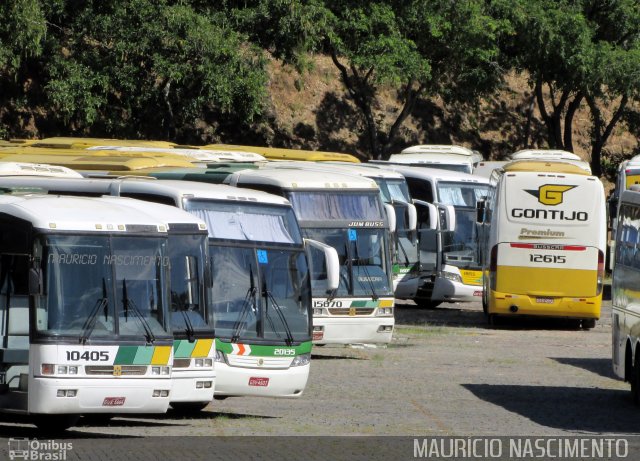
top-left (173, 340), bottom-right (196, 358)
top-left (113, 346), bottom-right (138, 365)
top-left (215, 339), bottom-right (312, 356)
top-left (133, 346), bottom-right (155, 364)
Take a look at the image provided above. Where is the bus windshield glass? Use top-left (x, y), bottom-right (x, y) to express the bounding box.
top-left (437, 181), bottom-right (489, 207)
top-left (168, 234), bottom-right (211, 334)
top-left (184, 199), bottom-right (302, 244)
top-left (302, 228), bottom-right (392, 297)
top-left (288, 191), bottom-right (383, 221)
top-left (209, 245), bottom-right (311, 343)
top-left (36, 234), bottom-right (171, 340)
top-left (374, 178), bottom-right (411, 203)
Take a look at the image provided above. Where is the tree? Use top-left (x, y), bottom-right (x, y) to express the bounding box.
top-left (231, 0), bottom-right (505, 160)
top-left (496, 0), bottom-right (640, 175)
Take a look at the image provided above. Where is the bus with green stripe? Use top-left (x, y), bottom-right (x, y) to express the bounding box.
top-left (0, 193), bottom-right (176, 430)
top-left (227, 168), bottom-right (395, 345)
top-left (0, 176), bottom-right (339, 398)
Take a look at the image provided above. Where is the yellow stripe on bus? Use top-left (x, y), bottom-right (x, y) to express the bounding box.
top-left (151, 346), bottom-right (172, 365)
top-left (190, 339), bottom-right (214, 358)
top-left (496, 266), bottom-right (598, 298)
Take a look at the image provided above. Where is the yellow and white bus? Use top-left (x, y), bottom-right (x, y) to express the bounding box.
top-left (611, 186), bottom-right (640, 404)
top-left (204, 144), bottom-right (361, 163)
top-left (478, 160), bottom-right (606, 327)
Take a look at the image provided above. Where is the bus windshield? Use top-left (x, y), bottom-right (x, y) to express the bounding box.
top-left (288, 191), bottom-right (384, 221)
top-left (210, 245), bottom-right (311, 343)
top-left (184, 199), bottom-right (302, 245)
top-left (302, 228), bottom-right (393, 297)
top-left (437, 181), bottom-right (489, 207)
top-left (168, 234), bottom-right (212, 335)
top-left (36, 234), bottom-right (171, 340)
top-left (374, 178), bottom-right (411, 203)
top-left (442, 208), bottom-right (482, 268)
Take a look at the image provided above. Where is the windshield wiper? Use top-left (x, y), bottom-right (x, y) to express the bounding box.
top-left (122, 278), bottom-right (156, 344)
top-left (353, 237), bottom-right (379, 301)
top-left (231, 266), bottom-right (257, 343)
top-left (79, 278), bottom-right (109, 344)
top-left (261, 274), bottom-right (294, 346)
top-left (180, 309), bottom-right (196, 343)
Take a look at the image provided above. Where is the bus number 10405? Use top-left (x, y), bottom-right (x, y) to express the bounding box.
top-left (529, 254), bottom-right (566, 264)
top-left (66, 351), bottom-right (109, 361)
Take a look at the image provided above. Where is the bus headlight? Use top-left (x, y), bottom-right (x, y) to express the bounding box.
top-left (290, 353), bottom-right (311, 367)
top-left (41, 364), bottom-right (55, 375)
top-left (377, 307), bottom-right (393, 316)
top-left (438, 271), bottom-right (462, 283)
top-left (313, 308), bottom-right (323, 316)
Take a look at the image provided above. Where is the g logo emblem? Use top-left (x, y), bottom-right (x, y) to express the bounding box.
top-left (525, 185), bottom-right (576, 206)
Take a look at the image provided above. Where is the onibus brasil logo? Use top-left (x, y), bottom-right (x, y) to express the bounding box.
top-left (525, 184), bottom-right (576, 206)
top-left (8, 438), bottom-right (73, 460)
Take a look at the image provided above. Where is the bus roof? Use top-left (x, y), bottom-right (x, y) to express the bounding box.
top-left (0, 153), bottom-right (195, 171)
top-left (0, 162), bottom-right (83, 178)
top-left (509, 149), bottom-right (582, 161)
top-left (148, 166), bottom-right (258, 184)
top-left (0, 146), bottom-right (195, 165)
top-left (387, 153), bottom-right (473, 166)
top-left (502, 160), bottom-right (591, 175)
top-left (23, 137), bottom-right (177, 149)
top-left (0, 176), bottom-right (292, 208)
top-left (204, 144), bottom-right (361, 163)
top-left (228, 167), bottom-right (379, 191)
top-left (374, 163), bottom-right (490, 184)
top-left (399, 144), bottom-right (476, 157)
top-left (261, 160), bottom-right (406, 180)
top-left (0, 194), bottom-right (170, 233)
top-left (87, 146), bottom-right (267, 163)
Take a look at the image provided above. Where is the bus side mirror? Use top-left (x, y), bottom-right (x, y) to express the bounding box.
top-left (413, 200), bottom-right (437, 230)
top-left (476, 199), bottom-right (486, 224)
top-left (438, 205), bottom-right (456, 232)
top-left (407, 203), bottom-right (417, 231)
top-left (29, 267), bottom-right (43, 296)
top-left (383, 203), bottom-right (396, 233)
top-left (304, 239), bottom-right (340, 293)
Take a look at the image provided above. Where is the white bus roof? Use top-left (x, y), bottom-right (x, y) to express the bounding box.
top-left (0, 176), bottom-right (291, 207)
top-left (375, 163), bottom-right (490, 184)
top-left (0, 162), bottom-right (83, 178)
top-left (0, 194), bottom-right (169, 233)
top-left (228, 167), bottom-right (379, 190)
top-left (399, 145), bottom-right (476, 157)
top-left (509, 149), bottom-right (582, 161)
top-left (387, 153), bottom-right (472, 165)
top-left (87, 146), bottom-right (266, 163)
top-left (473, 161), bottom-right (508, 178)
top-left (261, 160), bottom-right (406, 180)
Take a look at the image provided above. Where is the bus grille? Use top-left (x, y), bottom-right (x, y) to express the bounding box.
top-left (85, 365), bottom-right (147, 376)
top-left (225, 355), bottom-right (292, 369)
top-left (328, 308), bottom-right (375, 316)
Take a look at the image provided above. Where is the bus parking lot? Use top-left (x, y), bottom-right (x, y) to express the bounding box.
top-left (0, 297), bottom-right (637, 448)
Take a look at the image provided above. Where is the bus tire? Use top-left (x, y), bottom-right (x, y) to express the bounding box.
top-left (415, 299), bottom-right (441, 309)
top-left (581, 319), bottom-right (596, 330)
top-left (488, 314), bottom-right (499, 326)
top-left (171, 402), bottom-right (210, 413)
top-left (632, 351), bottom-right (640, 406)
top-left (32, 414), bottom-right (80, 433)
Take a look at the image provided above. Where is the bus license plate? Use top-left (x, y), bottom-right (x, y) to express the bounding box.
top-left (473, 291), bottom-right (482, 297)
top-left (536, 297), bottom-right (554, 304)
top-left (102, 397), bottom-right (126, 406)
top-left (248, 377), bottom-right (269, 387)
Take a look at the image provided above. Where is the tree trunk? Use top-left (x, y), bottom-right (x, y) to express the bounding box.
top-left (563, 92), bottom-right (584, 153)
top-left (585, 93), bottom-right (628, 177)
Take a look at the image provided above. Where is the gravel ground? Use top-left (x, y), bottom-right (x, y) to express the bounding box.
top-left (0, 296), bottom-right (638, 460)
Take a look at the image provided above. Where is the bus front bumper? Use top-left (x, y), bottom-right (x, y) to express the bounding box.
top-left (214, 363), bottom-right (309, 398)
top-left (489, 290), bottom-right (602, 319)
top-left (313, 317), bottom-right (394, 345)
top-left (170, 369), bottom-right (215, 403)
top-left (29, 377), bottom-right (172, 414)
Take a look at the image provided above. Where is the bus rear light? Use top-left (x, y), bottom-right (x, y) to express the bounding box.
top-left (596, 250), bottom-right (605, 295)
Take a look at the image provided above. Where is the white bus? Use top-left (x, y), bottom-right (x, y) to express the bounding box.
top-left (384, 145), bottom-right (482, 174)
top-left (477, 160), bottom-right (606, 326)
top-left (260, 161), bottom-right (419, 297)
top-left (227, 168), bottom-right (395, 345)
top-left (607, 156), bottom-right (640, 270)
top-left (375, 164), bottom-right (487, 307)
top-left (611, 187), bottom-right (640, 404)
top-left (0, 194), bottom-right (175, 430)
top-left (0, 176), bottom-right (338, 399)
